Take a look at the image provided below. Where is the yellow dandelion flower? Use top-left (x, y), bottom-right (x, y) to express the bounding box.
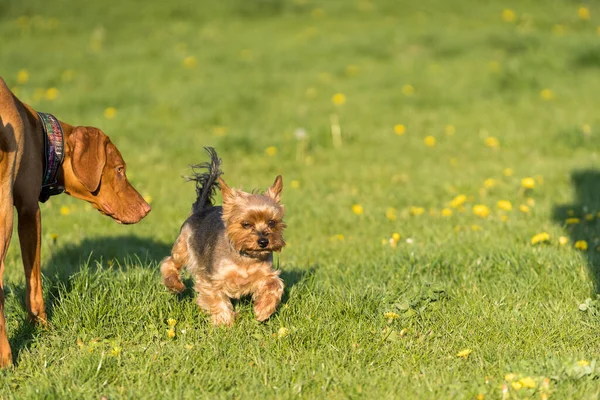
top-left (17, 69), bottom-right (29, 84)
top-left (502, 9), bottom-right (516, 22)
top-left (518, 376), bottom-right (536, 389)
top-left (503, 168), bottom-right (514, 177)
top-left (488, 60), bottom-right (500, 72)
top-left (484, 136), bottom-right (499, 148)
top-left (391, 232), bottom-right (401, 242)
top-left (511, 381), bottom-right (522, 390)
top-left (61, 69), bottom-right (74, 82)
top-left (384, 311), bottom-right (400, 320)
top-left (578, 7), bottom-right (591, 21)
top-left (352, 204), bottom-right (364, 215)
top-left (540, 89), bottom-right (554, 101)
top-left (441, 208), bottom-right (453, 217)
top-left (531, 232), bottom-right (550, 245)
top-left (526, 197), bottom-right (535, 207)
top-left (331, 93), bottom-right (346, 105)
top-left (239, 49), bottom-right (253, 61)
top-left (183, 56), bottom-right (197, 69)
top-left (167, 318), bottom-right (177, 327)
top-left (583, 124), bottom-right (592, 135)
top-left (575, 240), bottom-right (588, 251)
top-left (111, 346), bottom-right (122, 357)
top-left (473, 204), bottom-right (490, 218)
top-left (17, 16), bottom-right (29, 28)
top-left (476, 394), bottom-right (484, 400)
top-left (456, 349), bottom-right (472, 358)
top-left (305, 87), bottom-right (317, 99)
top-left (484, 178), bottom-right (496, 188)
top-left (277, 327), bottom-right (289, 338)
top-left (185, 344), bottom-right (194, 350)
top-left (402, 84), bottom-right (415, 96)
top-left (311, 8), bottom-right (325, 18)
top-left (500, 215), bottom-right (509, 222)
top-left (394, 124), bottom-right (406, 135)
top-left (424, 136), bottom-right (436, 147)
top-left (577, 360), bottom-right (590, 367)
top-left (265, 146), bottom-right (277, 156)
top-left (346, 65), bottom-right (360, 76)
top-left (291, 180), bottom-right (300, 189)
top-left (559, 236), bottom-right (569, 245)
top-left (410, 206), bottom-right (425, 216)
top-left (213, 126), bottom-right (227, 137)
top-left (566, 217), bottom-right (580, 225)
top-left (505, 373), bottom-right (516, 382)
top-left (497, 200), bottom-right (512, 211)
top-left (385, 207), bottom-right (397, 221)
top-left (330, 234), bottom-right (345, 241)
top-left (586, 213), bottom-right (595, 221)
top-left (444, 125), bottom-right (455, 136)
top-left (50, 233), bottom-right (59, 241)
top-left (521, 177), bottom-right (535, 189)
top-left (519, 204), bottom-right (530, 213)
top-left (450, 194), bottom-right (467, 208)
top-left (167, 328), bottom-right (176, 338)
top-left (45, 88), bottom-right (59, 100)
top-left (471, 225), bottom-right (482, 231)
top-left (60, 206), bottom-right (70, 216)
top-left (104, 107), bottom-right (117, 119)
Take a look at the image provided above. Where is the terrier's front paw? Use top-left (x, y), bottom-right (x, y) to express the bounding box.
top-left (211, 311), bottom-right (237, 327)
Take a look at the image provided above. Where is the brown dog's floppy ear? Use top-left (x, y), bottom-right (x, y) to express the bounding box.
top-left (68, 127), bottom-right (107, 192)
top-left (266, 175), bottom-right (283, 202)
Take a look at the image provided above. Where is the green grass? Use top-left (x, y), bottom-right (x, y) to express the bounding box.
top-left (3, 0), bottom-right (600, 397)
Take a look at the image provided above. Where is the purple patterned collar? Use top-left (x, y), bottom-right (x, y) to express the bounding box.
top-left (37, 112), bottom-right (65, 203)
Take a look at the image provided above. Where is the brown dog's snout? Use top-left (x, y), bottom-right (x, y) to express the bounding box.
top-left (141, 201), bottom-right (151, 216)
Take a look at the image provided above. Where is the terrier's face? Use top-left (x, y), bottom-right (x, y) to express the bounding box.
top-left (219, 176), bottom-right (286, 257)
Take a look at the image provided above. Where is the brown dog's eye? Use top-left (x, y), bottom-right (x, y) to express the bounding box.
top-left (116, 167), bottom-right (124, 175)
top-left (241, 222), bottom-right (252, 229)
top-left (268, 220), bottom-right (277, 228)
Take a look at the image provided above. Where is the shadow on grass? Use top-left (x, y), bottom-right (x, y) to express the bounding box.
top-left (553, 170), bottom-right (600, 294)
top-left (10, 236), bottom-right (312, 363)
top-left (9, 235), bottom-right (171, 364)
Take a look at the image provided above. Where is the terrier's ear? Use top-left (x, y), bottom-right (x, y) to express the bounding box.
top-left (266, 175), bottom-right (283, 202)
top-left (219, 177), bottom-right (234, 203)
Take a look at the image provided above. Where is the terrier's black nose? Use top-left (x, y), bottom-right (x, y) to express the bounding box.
top-left (257, 237), bottom-right (269, 248)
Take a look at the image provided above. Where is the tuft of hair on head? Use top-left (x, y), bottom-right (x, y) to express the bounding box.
top-left (186, 147), bottom-right (223, 213)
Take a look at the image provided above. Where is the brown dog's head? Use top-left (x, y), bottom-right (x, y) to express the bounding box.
top-left (62, 126), bottom-right (151, 224)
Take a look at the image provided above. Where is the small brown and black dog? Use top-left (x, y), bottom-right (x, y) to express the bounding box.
top-left (0, 77), bottom-right (150, 367)
top-left (160, 148), bottom-right (286, 326)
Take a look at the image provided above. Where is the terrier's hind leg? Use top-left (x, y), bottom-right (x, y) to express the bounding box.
top-left (160, 226), bottom-right (191, 293)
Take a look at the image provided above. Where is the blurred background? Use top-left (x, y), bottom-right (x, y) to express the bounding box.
top-left (2, 0), bottom-right (600, 277)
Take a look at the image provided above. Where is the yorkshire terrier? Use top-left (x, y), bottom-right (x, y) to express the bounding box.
top-left (160, 147), bottom-right (286, 326)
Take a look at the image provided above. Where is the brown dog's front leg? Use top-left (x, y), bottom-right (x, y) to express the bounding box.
top-left (17, 205), bottom-right (47, 325)
top-left (0, 191), bottom-right (14, 367)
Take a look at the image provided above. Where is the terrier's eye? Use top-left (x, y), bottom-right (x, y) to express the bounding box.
top-left (267, 220), bottom-right (277, 228)
top-left (241, 222), bottom-right (252, 229)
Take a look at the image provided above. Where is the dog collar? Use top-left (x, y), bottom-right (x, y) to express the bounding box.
top-left (38, 112), bottom-right (65, 203)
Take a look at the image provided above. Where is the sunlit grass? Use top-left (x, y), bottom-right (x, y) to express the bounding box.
top-left (3, 0), bottom-right (600, 398)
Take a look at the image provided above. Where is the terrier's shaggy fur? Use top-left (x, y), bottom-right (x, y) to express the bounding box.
top-left (160, 148), bottom-right (286, 325)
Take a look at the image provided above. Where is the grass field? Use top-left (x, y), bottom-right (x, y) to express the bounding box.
top-left (3, 0), bottom-right (600, 398)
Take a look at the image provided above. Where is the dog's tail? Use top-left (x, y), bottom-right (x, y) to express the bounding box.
top-left (187, 147), bottom-right (223, 213)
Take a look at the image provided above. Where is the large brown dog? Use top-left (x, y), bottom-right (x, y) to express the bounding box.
top-left (0, 77), bottom-right (151, 367)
